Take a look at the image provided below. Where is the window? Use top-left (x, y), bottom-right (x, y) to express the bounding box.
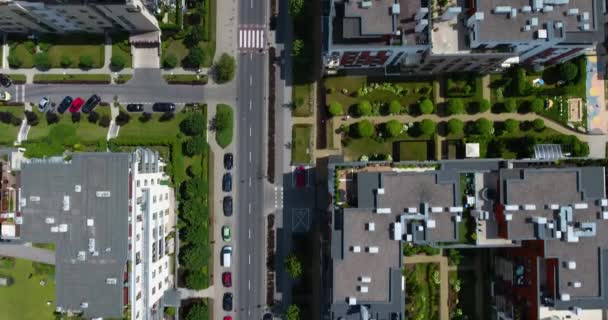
top-left (157, 178), bottom-right (160, 184)
top-left (136, 234), bottom-right (140, 241)
top-left (136, 276), bottom-right (140, 283)
top-left (165, 209), bottom-right (169, 216)
top-left (158, 282), bottom-right (162, 289)
top-left (165, 193), bottom-right (168, 200)
top-left (152, 270), bottom-right (156, 278)
top-left (153, 195), bottom-right (156, 203)
top-left (152, 287), bottom-right (156, 294)
top-left (136, 291), bottom-right (141, 300)
top-left (137, 180), bottom-right (140, 187)
top-left (153, 212), bottom-right (156, 220)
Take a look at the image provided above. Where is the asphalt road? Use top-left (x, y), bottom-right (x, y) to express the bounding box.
top-left (7, 69), bottom-right (234, 105)
top-left (234, 0), bottom-right (268, 318)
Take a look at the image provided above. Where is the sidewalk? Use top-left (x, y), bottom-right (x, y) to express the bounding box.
top-left (214, 0), bottom-right (238, 60)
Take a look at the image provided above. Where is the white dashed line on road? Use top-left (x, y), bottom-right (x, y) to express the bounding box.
top-left (248, 177), bottom-right (252, 187)
top-left (248, 203), bottom-right (251, 214)
top-left (248, 279), bottom-right (251, 290)
top-left (249, 127), bottom-right (252, 137)
top-left (249, 151), bottom-right (252, 163)
top-left (248, 228), bottom-right (251, 239)
top-left (248, 255), bottom-right (251, 265)
top-left (249, 100), bottom-right (252, 110)
top-left (250, 75), bottom-right (252, 86)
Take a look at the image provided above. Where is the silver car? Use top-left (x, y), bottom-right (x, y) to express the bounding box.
top-left (38, 97), bottom-right (50, 112)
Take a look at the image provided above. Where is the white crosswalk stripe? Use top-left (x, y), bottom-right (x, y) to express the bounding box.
top-left (238, 25), bottom-right (265, 52)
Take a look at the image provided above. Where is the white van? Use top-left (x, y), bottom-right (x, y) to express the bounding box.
top-left (222, 246), bottom-right (232, 268)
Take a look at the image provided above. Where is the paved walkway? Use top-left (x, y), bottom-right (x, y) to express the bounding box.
top-left (214, 0), bottom-right (238, 60)
top-left (0, 243), bottom-right (55, 264)
top-left (404, 253), bottom-right (449, 320)
top-left (178, 286), bottom-right (216, 299)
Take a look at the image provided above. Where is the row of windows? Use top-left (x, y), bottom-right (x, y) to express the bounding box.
top-left (137, 178), bottom-right (163, 187)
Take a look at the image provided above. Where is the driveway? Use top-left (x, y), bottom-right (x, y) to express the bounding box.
top-left (0, 243), bottom-right (55, 264)
top-left (132, 46), bottom-right (160, 69)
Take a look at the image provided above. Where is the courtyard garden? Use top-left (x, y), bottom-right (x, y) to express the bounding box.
top-left (292, 124), bottom-right (312, 164)
top-left (0, 106), bottom-right (24, 145)
top-left (110, 33), bottom-right (133, 70)
top-left (8, 34), bottom-right (105, 69)
top-left (404, 263), bottom-right (440, 320)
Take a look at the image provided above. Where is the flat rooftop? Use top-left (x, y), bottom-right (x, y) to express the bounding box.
top-left (20, 153), bottom-right (130, 319)
top-left (342, 0), bottom-right (396, 37)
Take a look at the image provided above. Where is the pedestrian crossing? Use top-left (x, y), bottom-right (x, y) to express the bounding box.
top-left (13, 85), bottom-right (25, 102)
top-left (238, 25), bottom-right (265, 53)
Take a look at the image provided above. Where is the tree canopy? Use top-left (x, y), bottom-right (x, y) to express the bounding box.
top-left (447, 118), bottom-right (464, 135)
top-left (351, 120), bottom-right (374, 138)
top-left (474, 118), bottom-right (493, 135)
top-left (383, 120), bottom-right (402, 137)
top-left (285, 253), bottom-right (302, 279)
top-left (447, 99), bottom-right (465, 115)
top-left (419, 98), bottom-right (434, 114)
top-left (419, 119), bottom-right (436, 135)
top-left (215, 53), bottom-right (236, 83)
top-left (328, 102), bottom-right (343, 117)
top-left (355, 100), bottom-right (372, 117)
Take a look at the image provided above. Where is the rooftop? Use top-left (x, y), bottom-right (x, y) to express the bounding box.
top-left (20, 153), bottom-right (131, 319)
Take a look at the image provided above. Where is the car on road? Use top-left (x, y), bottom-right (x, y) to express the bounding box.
top-left (221, 245), bottom-right (232, 268)
top-left (126, 104), bottom-right (144, 112)
top-left (222, 293), bottom-right (233, 311)
top-left (81, 94), bottom-right (101, 114)
top-left (222, 173), bottom-right (232, 192)
top-left (152, 102), bottom-right (175, 112)
top-left (222, 272), bottom-right (232, 287)
top-left (263, 314), bottom-right (273, 320)
top-left (223, 196), bottom-right (233, 216)
top-left (295, 166), bottom-right (307, 188)
top-left (38, 97), bottom-right (50, 112)
top-left (222, 225), bottom-right (231, 241)
top-left (0, 75), bottom-right (12, 88)
top-left (223, 317), bottom-right (232, 320)
top-left (69, 97), bottom-right (84, 113)
top-left (224, 153), bottom-right (233, 170)
top-left (57, 96), bottom-right (73, 114)
top-left (0, 91), bottom-right (11, 102)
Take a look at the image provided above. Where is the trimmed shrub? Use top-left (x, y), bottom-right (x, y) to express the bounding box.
top-left (447, 99), bottom-right (465, 115)
top-left (479, 99), bottom-right (491, 113)
top-left (79, 54), bottom-right (94, 68)
top-left (531, 98), bottom-right (544, 113)
top-left (163, 54), bottom-right (179, 68)
top-left (351, 120), bottom-right (374, 138)
top-left (388, 100), bottom-right (401, 115)
top-left (532, 118), bottom-right (545, 131)
top-left (99, 114), bottom-right (111, 127)
top-left (87, 111), bottom-right (100, 124)
top-left (215, 53), bottom-right (236, 83)
top-left (34, 52), bottom-right (51, 69)
top-left (447, 118), bottom-right (464, 135)
top-left (419, 98), bottom-right (434, 114)
top-left (559, 61), bottom-right (578, 83)
top-left (504, 99), bottom-right (517, 113)
top-left (115, 111), bottom-right (131, 126)
top-left (504, 119), bottom-right (519, 133)
top-left (355, 100), bottom-right (372, 116)
top-left (110, 55), bottom-right (126, 70)
top-left (328, 101), bottom-right (343, 117)
top-left (60, 55), bottom-right (72, 68)
top-left (45, 112), bottom-right (59, 124)
top-left (474, 118), bottom-right (493, 135)
top-left (419, 119), bottom-right (436, 135)
top-left (383, 120), bottom-right (402, 137)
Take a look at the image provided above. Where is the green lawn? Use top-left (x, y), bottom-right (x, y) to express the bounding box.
top-left (215, 104), bottom-right (233, 148)
top-left (164, 74), bottom-right (208, 85)
top-left (0, 258), bottom-right (56, 320)
top-left (6, 74), bottom-right (26, 84)
top-left (404, 263), bottom-right (440, 320)
top-left (162, 37), bottom-right (189, 67)
top-left (33, 74), bottom-right (111, 84)
top-left (397, 140), bottom-right (431, 161)
top-left (27, 108), bottom-right (111, 142)
top-left (0, 106), bottom-right (24, 145)
top-left (292, 124), bottom-right (312, 164)
top-left (8, 42), bottom-right (35, 68)
top-left (118, 112), bottom-right (188, 142)
top-left (111, 41), bottom-right (133, 69)
top-left (343, 131), bottom-right (433, 161)
top-left (293, 84), bottom-right (313, 117)
top-left (46, 45), bottom-right (104, 68)
top-left (115, 74), bottom-right (133, 84)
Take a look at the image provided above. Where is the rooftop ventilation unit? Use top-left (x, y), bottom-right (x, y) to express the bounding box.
top-left (505, 205), bottom-right (519, 211)
top-left (29, 196), bottom-right (40, 202)
top-left (77, 251), bottom-right (86, 261)
top-left (601, 212), bottom-right (608, 220)
top-left (567, 8), bottom-right (579, 16)
top-left (533, 217), bottom-right (547, 224)
top-left (376, 208), bottom-right (391, 214)
top-left (566, 261), bottom-right (577, 269)
top-left (537, 29), bottom-right (548, 39)
top-left (88, 238), bottom-right (95, 253)
top-left (45, 217), bottom-right (55, 224)
top-left (573, 203), bottom-right (588, 209)
top-left (80, 302), bottom-right (89, 309)
top-left (392, 222), bottom-right (402, 240)
top-left (106, 278), bottom-right (117, 285)
top-left (548, 204), bottom-right (560, 210)
top-left (523, 204), bottom-right (537, 210)
top-left (377, 188), bottom-right (385, 195)
top-left (581, 12), bottom-right (590, 21)
top-left (505, 214), bottom-right (513, 221)
top-left (544, 0), bottom-right (570, 4)
top-left (361, 0), bottom-right (372, 9)
top-left (509, 8), bottom-right (517, 18)
top-left (571, 281), bottom-right (582, 288)
top-left (426, 219), bottom-right (436, 229)
top-left (532, 0), bottom-right (543, 11)
top-left (367, 246), bottom-right (379, 253)
top-left (449, 207), bottom-right (463, 213)
top-left (531, 17), bottom-right (539, 27)
top-left (352, 246), bottom-right (361, 253)
top-left (348, 297), bottom-right (357, 305)
top-left (63, 195), bottom-right (70, 211)
top-left (75, 185), bottom-right (81, 192)
top-left (521, 6), bottom-right (532, 13)
top-left (367, 222), bottom-right (375, 231)
top-left (391, 4), bottom-right (400, 15)
top-left (58, 224), bottom-right (68, 232)
top-left (542, 6), bottom-right (554, 12)
top-left (431, 207), bottom-right (443, 213)
top-left (96, 191), bottom-right (111, 198)
top-left (580, 23), bottom-right (590, 30)
top-left (560, 293), bottom-right (570, 301)
top-left (407, 207), bottom-right (418, 213)
top-left (599, 199), bottom-right (608, 206)
top-left (360, 276), bottom-right (371, 283)
top-left (87, 219), bottom-right (94, 227)
top-left (50, 226), bottom-right (59, 233)
top-left (494, 6), bottom-right (512, 14)
top-left (358, 286), bottom-right (369, 293)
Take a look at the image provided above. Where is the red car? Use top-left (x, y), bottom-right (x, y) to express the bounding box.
top-left (223, 316), bottom-right (232, 320)
top-left (69, 97), bottom-right (84, 113)
top-left (295, 166), bottom-right (306, 188)
top-left (222, 272), bottom-right (232, 287)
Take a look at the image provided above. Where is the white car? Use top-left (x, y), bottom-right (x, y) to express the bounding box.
top-left (0, 91), bottom-right (11, 101)
top-left (38, 97), bottom-right (50, 112)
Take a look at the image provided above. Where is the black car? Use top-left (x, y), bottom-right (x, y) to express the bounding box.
top-left (0, 75), bottom-right (12, 88)
top-left (126, 104), bottom-right (144, 112)
top-left (223, 196), bottom-right (233, 216)
top-left (57, 96), bottom-right (73, 114)
top-left (222, 293), bottom-right (233, 312)
top-left (152, 102), bottom-right (176, 112)
top-left (263, 314), bottom-right (273, 320)
top-left (222, 173), bottom-right (232, 192)
top-left (224, 153), bottom-right (233, 170)
top-left (81, 94), bottom-right (101, 114)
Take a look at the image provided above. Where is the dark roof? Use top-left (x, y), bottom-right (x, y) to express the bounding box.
top-left (20, 153), bottom-right (130, 318)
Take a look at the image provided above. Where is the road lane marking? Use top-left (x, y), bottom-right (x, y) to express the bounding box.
top-left (248, 279), bottom-right (251, 290)
top-left (248, 254), bottom-right (251, 264)
top-left (258, 30), bottom-right (264, 48)
top-left (248, 228), bottom-right (251, 239)
top-left (249, 100), bottom-right (252, 110)
top-left (249, 151), bottom-right (252, 163)
top-left (249, 75), bottom-right (253, 85)
top-left (248, 177), bottom-right (252, 187)
top-left (248, 203), bottom-right (251, 214)
top-left (239, 30), bottom-right (244, 48)
top-left (249, 127), bottom-right (252, 136)
top-left (250, 0), bottom-right (253, 9)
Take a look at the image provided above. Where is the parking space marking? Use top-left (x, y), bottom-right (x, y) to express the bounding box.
top-left (248, 177), bottom-right (252, 187)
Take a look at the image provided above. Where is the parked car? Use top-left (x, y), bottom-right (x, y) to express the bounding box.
top-left (57, 96), bottom-right (73, 114)
top-left (81, 94), bottom-right (101, 113)
top-left (221, 246), bottom-right (232, 268)
top-left (222, 225), bottom-right (231, 242)
top-left (0, 75), bottom-right (12, 88)
top-left (224, 153), bottom-right (233, 170)
top-left (152, 102), bottom-right (176, 112)
top-left (69, 97), bottom-right (84, 113)
top-left (223, 196), bottom-right (233, 217)
top-left (222, 173), bottom-right (232, 192)
top-left (263, 314), bottom-right (273, 320)
top-left (222, 293), bottom-right (233, 311)
top-left (222, 272), bottom-right (232, 287)
top-left (295, 166), bottom-right (307, 188)
top-left (223, 317), bottom-right (232, 320)
top-left (0, 92), bottom-right (11, 102)
top-left (38, 97), bottom-right (50, 112)
top-left (126, 104), bottom-right (144, 112)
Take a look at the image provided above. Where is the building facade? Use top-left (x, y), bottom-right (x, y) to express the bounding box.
top-left (0, 0), bottom-right (158, 34)
top-left (322, 0), bottom-right (605, 75)
top-left (326, 158), bottom-right (608, 320)
top-left (14, 150), bottom-right (175, 320)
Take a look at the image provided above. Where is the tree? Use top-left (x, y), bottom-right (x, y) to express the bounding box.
top-left (99, 114), bottom-right (111, 127)
top-left (139, 112), bottom-right (152, 123)
top-left (215, 53), bottom-right (236, 84)
top-left (285, 253), bottom-right (302, 278)
top-left (351, 120), bottom-right (374, 138)
top-left (185, 302), bottom-right (209, 320)
top-left (110, 55), bottom-right (126, 70)
top-left (288, 0), bottom-right (304, 16)
top-left (530, 98), bottom-right (544, 113)
top-left (184, 47), bottom-right (205, 68)
top-left (34, 52), bottom-right (51, 69)
top-left (71, 112), bottom-right (81, 123)
top-left (384, 120), bottom-right (402, 137)
top-left (513, 67), bottom-right (529, 96)
top-left (292, 39), bottom-right (304, 57)
top-left (504, 119), bottom-right (519, 133)
top-left (185, 271), bottom-right (207, 290)
top-left (504, 99), bottom-right (517, 113)
top-left (115, 111), bottom-right (131, 126)
top-left (8, 54), bottom-right (22, 68)
top-left (160, 111), bottom-right (175, 122)
top-left (45, 112), bottom-right (59, 124)
top-left (79, 54), bottom-right (94, 68)
top-left (180, 112), bottom-right (206, 135)
top-left (0, 112), bottom-right (12, 124)
top-left (328, 101), bottom-right (342, 117)
top-left (419, 119), bottom-right (436, 135)
top-left (388, 100), bottom-right (401, 115)
top-left (60, 54), bottom-right (72, 68)
top-left (286, 304), bottom-right (300, 320)
top-left (447, 99), bottom-right (464, 115)
top-left (184, 136), bottom-right (206, 156)
top-left (532, 118), bottom-right (545, 131)
top-left (559, 61), bottom-right (578, 83)
top-left (213, 108), bottom-right (232, 132)
top-left (419, 98), bottom-right (434, 114)
top-left (355, 100), bottom-right (372, 117)
top-left (186, 25), bottom-right (205, 47)
top-left (479, 99), bottom-right (491, 113)
top-left (447, 118), bottom-right (464, 135)
top-left (163, 54), bottom-right (178, 69)
top-left (475, 118), bottom-right (493, 135)
top-left (447, 249), bottom-right (462, 266)
top-left (25, 111), bottom-right (39, 126)
top-left (87, 111), bottom-right (100, 124)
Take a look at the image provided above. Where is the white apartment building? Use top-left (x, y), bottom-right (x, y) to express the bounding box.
top-left (0, 0), bottom-right (159, 33)
top-left (129, 149), bottom-right (175, 320)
